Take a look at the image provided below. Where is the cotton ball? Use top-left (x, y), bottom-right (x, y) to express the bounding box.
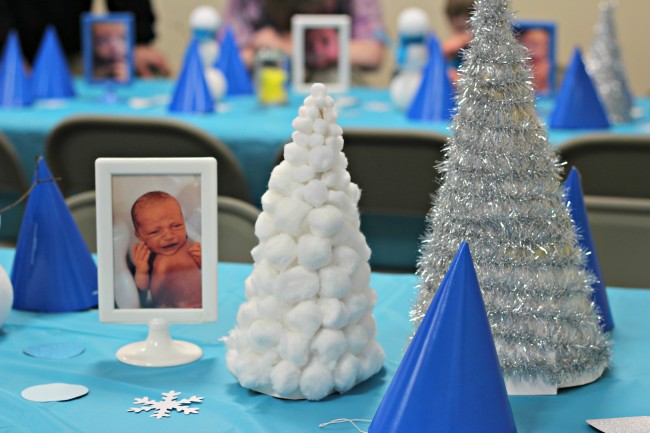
top-left (311, 83), bottom-right (327, 97)
top-left (307, 205), bottom-right (344, 238)
top-left (319, 298), bottom-right (351, 329)
top-left (273, 197), bottom-right (311, 235)
top-left (334, 353), bottom-right (361, 393)
top-left (328, 124), bottom-right (343, 137)
top-left (284, 142), bottom-right (309, 166)
top-left (303, 179), bottom-right (328, 208)
top-left (292, 116), bottom-right (312, 134)
top-left (322, 170), bottom-right (350, 191)
top-left (348, 233), bottom-right (371, 262)
top-left (274, 267), bottom-right (320, 305)
top-left (308, 133), bottom-right (325, 148)
top-left (257, 295), bottom-right (290, 320)
top-left (244, 275), bottom-right (256, 298)
top-left (327, 190), bottom-right (352, 213)
top-left (261, 190), bottom-right (283, 213)
top-left (311, 329), bottom-right (347, 363)
top-left (290, 184), bottom-right (305, 201)
top-left (300, 360), bottom-right (334, 401)
top-left (277, 331), bottom-right (311, 367)
top-left (271, 360), bottom-right (302, 396)
top-left (236, 299), bottom-right (259, 329)
top-left (205, 68), bottom-right (227, 100)
top-left (250, 245), bottom-right (264, 262)
top-left (344, 323), bottom-right (369, 355)
top-left (319, 265), bottom-right (352, 299)
top-left (359, 314), bottom-right (378, 339)
top-left (254, 212), bottom-right (275, 241)
top-left (292, 131), bottom-right (309, 147)
top-left (284, 299), bottom-right (322, 338)
top-left (325, 135), bottom-right (343, 152)
top-left (248, 320), bottom-right (283, 352)
top-left (332, 246), bottom-right (360, 276)
top-left (347, 183), bottom-right (361, 205)
top-left (251, 259), bottom-right (278, 295)
top-left (306, 105), bottom-right (321, 119)
top-left (358, 341), bottom-right (385, 381)
top-left (331, 221), bottom-right (354, 246)
top-left (298, 234), bottom-right (332, 271)
top-left (226, 328), bottom-right (244, 353)
top-left (325, 95), bottom-right (334, 108)
top-left (292, 165), bottom-right (316, 183)
top-left (303, 95), bottom-right (314, 106)
top-left (312, 119), bottom-right (329, 135)
top-left (345, 293), bottom-right (369, 324)
top-left (268, 161), bottom-right (295, 195)
top-left (308, 146), bottom-right (336, 173)
top-left (350, 262), bottom-right (372, 292)
top-left (234, 351), bottom-right (270, 389)
top-left (336, 152), bottom-right (348, 170)
top-left (324, 108), bottom-right (338, 124)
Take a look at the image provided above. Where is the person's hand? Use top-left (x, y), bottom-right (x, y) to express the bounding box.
top-left (251, 27), bottom-right (292, 55)
top-left (189, 242), bottom-right (202, 268)
top-left (133, 44), bottom-right (170, 78)
top-left (132, 241), bottom-right (151, 273)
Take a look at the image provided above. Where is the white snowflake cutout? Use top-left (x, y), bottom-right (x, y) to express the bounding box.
top-left (128, 390), bottom-right (203, 419)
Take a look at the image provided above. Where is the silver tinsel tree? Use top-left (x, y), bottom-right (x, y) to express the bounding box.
top-left (414, 0), bottom-right (609, 394)
top-left (586, 1), bottom-right (634, 124)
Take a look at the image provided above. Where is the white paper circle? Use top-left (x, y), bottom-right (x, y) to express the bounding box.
top-left (21, 383), bottom-right (89, 402)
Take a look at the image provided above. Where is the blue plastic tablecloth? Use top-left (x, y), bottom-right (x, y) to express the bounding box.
top-left (0, 247), bottom-right (649, 432)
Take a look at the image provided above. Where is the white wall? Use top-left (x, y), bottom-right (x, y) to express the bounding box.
top-left (148, 0), bottom-right (649, 95)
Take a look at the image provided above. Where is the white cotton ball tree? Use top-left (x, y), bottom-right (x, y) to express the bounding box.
top-left (226, 83), bottom-right (384, 401)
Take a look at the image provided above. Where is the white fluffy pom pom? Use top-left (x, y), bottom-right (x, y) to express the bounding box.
top-left (306, 105), bottom-right (321, 119)
top-left (319, 265), bottom-right (352, 299)
top-left (351, 262), bottom-right (372, 290)
top-left (312, 119), bottom-right (329, 135)
top-left (251, 260), bottom-right (278, 295)
top-left (273, 197), bottom-right (311, 235)
top-left (268, 162), bottom-right (295, 195)
top-left (311, 83), bottom-right (327, 97)
top-left (358, 342), bottom-right (385, 381)
top-left (334, 353), bottom-right (361, 393)
top-left (292, 165), bottom-right (316, 183)
top-left (261, 190), bottom-right (282, 213)
top-left (277, 331), bottom-right (311, 367)
top-left (344, 323), bottom-right (369, 355)
top-left (359, 313), bottom-right (378, 339)
top-left (308, 146), bottom-right (336, 173)
top-left (284, 299), bottom-right (322, 338)
top-left (257, 295), bottom-right (290, 320)
top-left (300, 360), bottom-right (334, 401)
top-left (244, 275), bottom-right (256, 299)
top-left (345, 293), bottom-right (369, 323)
top-left (333, 246), bottom-right (360, 276)
top-left (311, 329), bottom-right (347, 363)
top-left (325, 136), bottom-right (344, 152)
top-left (319, 298), bottom-right (351, 329)
top-left (248, 319), bottom-right (283, 352)
top-left (292, 116), bottom-right (312, 134)
top-left (347, 183), bottom-right (361, 205)
top-left (254, 212), bottom-right (275, 241)
top-left (236, 298), bottom-right (259, 329)
top-left (327, 190), bottom-right (352, 213)
top-left (273, 266), bottom-right (320, 305)
top-left (271, 360), bottom-right (302, 396)
top-left (324, 108), bottom-right (338, 124)
top-left (331, 221), bottom-right (354, 246)
top-left (308, 133), bottom-right (325, 148)
top-left (298, 234), bottom-right (333, 271)
top-left (264, 233), bottom-right (297, 270)
top-left (307, 205), bottom-right (344, 238)
top-left (284, 142), bottom-right (309, 166)
top-left (328, 124), bottom-right (343, 137)
top-left (292, 131), bottom-right (310, 147)
top-left (303, 179), bottom-right (329, 208)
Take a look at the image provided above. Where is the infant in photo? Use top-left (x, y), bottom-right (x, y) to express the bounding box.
top-left (131, 191), bottom-right (202, 308)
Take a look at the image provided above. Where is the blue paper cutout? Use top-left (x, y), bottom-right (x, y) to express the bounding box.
top-left (549, 48), bottom-right (610, 129)
top-left (11, 158), bottom-right (98, 312)
top-left (0, 30), bottom-right (33, 107)
top-left (169, 39), bottom-right (214, 113)
top-left (369, 242), bottom-right (517, 433)
top-left (31, 26), bottom-right (75, 100)
top-left (215, 27), bottom-right (254, 96)
top-left (24, 343), bottom-right (85, 359)
top-left (564, 168), bottom-right (614, 332)
top-left (406, 33), bottom-right (455, 122)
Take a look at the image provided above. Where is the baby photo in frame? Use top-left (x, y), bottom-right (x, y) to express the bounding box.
top-left (513, 20), bottom-right (557, 95)
top-left (82, 13), bottom-right (134, 84)
top-left (291, 14), bottom-right (350, 94)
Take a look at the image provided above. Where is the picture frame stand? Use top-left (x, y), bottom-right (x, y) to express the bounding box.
top-left (102, 82), bottom-right (118, 104)
top-left (116, 318), bottom-right (202, 367)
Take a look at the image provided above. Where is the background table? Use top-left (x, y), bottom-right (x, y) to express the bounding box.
top-left (1, 80), bottom-right (650, 206)
top-left (0, 247), bottom-right (648, 432)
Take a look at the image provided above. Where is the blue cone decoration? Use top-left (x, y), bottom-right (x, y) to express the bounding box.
top-left (549, 48), bottom-right (609, 129)
top-left (564, 168), bottom-right (614, 332)
top-left (169, 39), bottom-right (214, 113)
top-left (215, 26), bottom-right (254, 96)
top-left (0, 30), bottom-right (33, 107)
top-left (31, 26), bottom-right (75, 100)
top-left (406, 33), bottom-right (454, 122)
top-left (11, 158), bottom-right (97, 312)
top-left (369, 242), bottom-right (517, 433)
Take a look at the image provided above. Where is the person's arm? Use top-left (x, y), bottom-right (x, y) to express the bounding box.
top-left (349, 0), bottom-right (387, 70)
top-left (349, 39), bottom-right (383, 70)
top-left (221, 0), bottom-right (263, 68)
top-left (132, 242), bottom-right (151, 291)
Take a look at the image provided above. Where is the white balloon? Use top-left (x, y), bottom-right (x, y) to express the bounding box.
top-left (0, 265), bottom-right (13, 328)
top-left (189, 5), bottom-right (221, 30)
top-left (397, 7), bottom-right (430, 37)
top-left (390, 70), bottom-right (423, 111)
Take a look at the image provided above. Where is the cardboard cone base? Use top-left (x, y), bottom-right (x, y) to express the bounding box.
top-left (505, 362), bottom-right (606, 395)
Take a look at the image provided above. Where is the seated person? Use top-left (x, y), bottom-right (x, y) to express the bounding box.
top-left (442, 0), bottom-right (474, 82)
top-left (517, 27), bottom-right (552, 94)
top-left (131, 191), bottom-right (202, 309)
top-left (92, 21), bottom-right (129, 81)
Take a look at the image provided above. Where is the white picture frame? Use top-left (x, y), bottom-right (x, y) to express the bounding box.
top-left (291, 14), bottom-right (351, 94)
top-left (96, 157), bottom-right (217, 325)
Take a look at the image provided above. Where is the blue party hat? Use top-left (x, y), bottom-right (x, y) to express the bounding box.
top-left (169, 39), bottom-right (214, 113)
top-left (369, 242), bottom-right (517, 433)
top-left (406, 33), bottom-right (454, 122)
top-left (31, 26), bottom-right (75, 100)
top-left (215, 26), bottom-right (254, 96)
top-left (549, 48), bottom-right (609, 129)
top-left (564, 168), bottom-right (614, 332)
top-left (0, 30), bottom-right (33, 107)
top-left (11, 158), bottom-right (97, 312)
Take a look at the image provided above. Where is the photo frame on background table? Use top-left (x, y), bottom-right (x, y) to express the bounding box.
top-left (291, 14), bottom-right (350, 94)
top-left (513, 20), bottom-right (557, 95)
top-left (81, 13), bottom-right (134, 89)
top-left (96, 157), bottom-right (217, 367)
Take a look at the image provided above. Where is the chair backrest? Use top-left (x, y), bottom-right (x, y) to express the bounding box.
top-left (66, 191), bottom-right (260, 263)
top-left (584, 195), bottom-right (650, 288)
top-left (557, 134), bottom-right (650, 198)
top-left (46, 115), bottom-right (250, 202)
top-left (0, 133), bottom-right (28, 243)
